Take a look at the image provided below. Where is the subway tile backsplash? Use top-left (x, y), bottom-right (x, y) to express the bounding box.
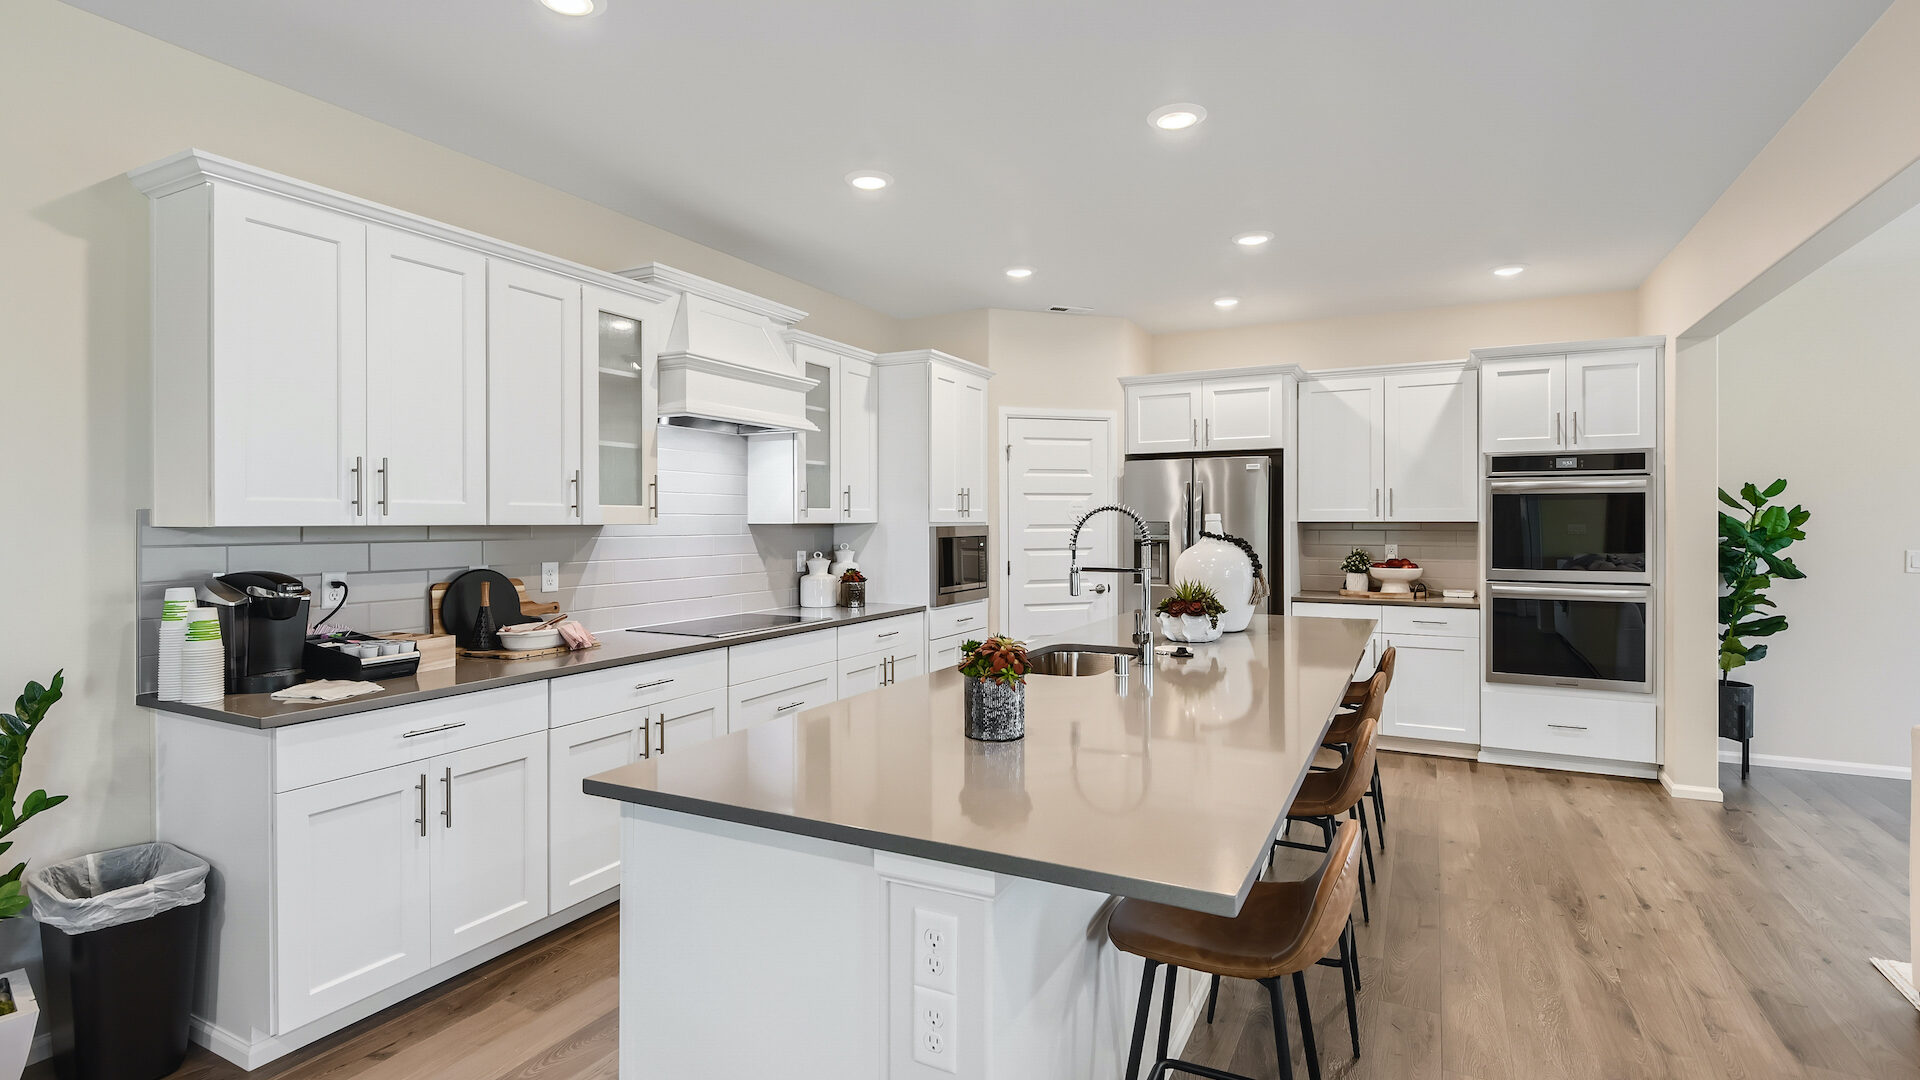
top-left (1296, 522), bottom-right (1479, 593)
top-left (134, 426), bottom-right (831, 693)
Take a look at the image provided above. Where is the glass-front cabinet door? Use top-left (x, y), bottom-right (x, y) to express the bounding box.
top-left (581, 285), bottom-right (675, 524)
top-left (799, 358), bottom-right (835, 519)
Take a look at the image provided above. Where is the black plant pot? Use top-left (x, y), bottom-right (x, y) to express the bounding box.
top-left (1719, 679), bottom-right (1755, 780)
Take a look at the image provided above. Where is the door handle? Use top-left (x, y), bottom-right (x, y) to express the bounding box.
top-left (378, 457), bottom-right (391, 515)
top-left (570, 469), bottom-right (582, 517)
top-left (351, 456), bottom-right (364, 515)
top-left (655, 716), bottom-right (665, 755)
top-left (1571, 411), bottom-right (1579, 446)
top-left (416, 773), bottom-right (427, 837)
top-left (1092, 583), bottom-right (1110, 594)
top-left (440, 766), bottom-right (453, 829)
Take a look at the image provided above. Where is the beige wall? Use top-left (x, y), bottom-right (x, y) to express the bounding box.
top-left (1640, 0), bottom-right (1920, 798)
top-left (1151, 291), bottom-right (1639, 373)
top-left (0, 0), bottom-right (901, 975)
top-left (1716, 246), bottom-right (1920, 773)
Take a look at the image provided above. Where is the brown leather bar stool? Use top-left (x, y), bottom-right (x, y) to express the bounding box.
top-left (1110, 820), bottom-right (1364, 1080)
top-left (1284, 684), bottom-right (1383, 923)
top-left (1323, 646), bottom-right (1394, 853)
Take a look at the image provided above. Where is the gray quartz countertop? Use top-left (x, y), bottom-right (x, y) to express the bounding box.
top-left (584, 613), bottom-right (1375, 916)
top-left (139, 603), bottom-right (926, 729)
top-left (1293, 589), bottom-right (1480, 610)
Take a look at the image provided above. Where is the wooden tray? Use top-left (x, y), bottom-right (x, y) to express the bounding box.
top-left (457, 642), bottom-right (601, 662)
top-left (430, 577), bottom-right (561, 636)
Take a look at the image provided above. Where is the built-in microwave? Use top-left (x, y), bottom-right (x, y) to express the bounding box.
top-left (1486, 453), bottom-right (1652, 584)
top-left (931, 525), bottom-right (990, 608)
top-left (1486, 582), bottom-right (1653, 694)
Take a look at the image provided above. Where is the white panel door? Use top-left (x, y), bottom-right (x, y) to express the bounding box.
top-left (928, 365), bottom-right (964, 523)
top-left (1567, 347), bottom-right (1656, 450)
top-left (366, 226), bottom-right (487, 525)
top-left (488, 261), bottom-right (582, 523)
top-left (1379, 633), bottom-right (1479, 743)
top-left (1125, 383), bottom-right (1203, 454)
top-left (1479, 357), bottom-right (1565, 454)
top-left (209, 185), bottom-right (367, 526)
top-left (429, 731), bottom-right (549, 962)
top-left (956, 372), bottom-right (992, 520)
top-left (1004, 416), bottom-right (1117, 640)
top-left (1201, 375), bottom-right (1287, 450)
top-left (839, 357), bottom-right (879, 522)
top-left (1383, 369), bottom-right (1478, 521)
top-left (547, 711), bottom-right (648, 911)
top-left (1297, 376), bottom-right (1384, 521)
top-left (273, 764), bottom-right (430, 1031)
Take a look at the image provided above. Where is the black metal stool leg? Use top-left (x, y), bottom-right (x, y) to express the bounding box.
top-left (1371, 761), bottom-right (1386, 842)
top-left (1292, 970), bottom-right (1322, 1080)
top-left (1157, 963), bottom-right (1178, 1063)
top-left (1337, 928), bottom-right (1360, 1059)
top-left (1206, 973), bottom-right (1221, 1024)
top-left (1356, 854), bottom-right (1371, 924)
top-left (1353, 805), bottom-right (1376, 884)
top-left (1347, 918), bottom-right (1361, 992)
top-left (1263, 977), bottom-right (1296, 1080)
top-left (1125, 960), bottom-right (1159, 1080)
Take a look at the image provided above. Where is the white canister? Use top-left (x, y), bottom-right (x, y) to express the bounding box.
top-left (799, 572), bottom-right (838, 608)
top-left (1173, 514), bottom-right (1257, 633)
top-left (829, 543), bottom-right (858, 577)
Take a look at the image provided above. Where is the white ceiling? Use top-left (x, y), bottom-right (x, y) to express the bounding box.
top-left (66, 0), bottom-right (1888, 332)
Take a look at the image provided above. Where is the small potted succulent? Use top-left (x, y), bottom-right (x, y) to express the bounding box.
top-left (839, 568), bottom-right (867, 609)
top-left (1341, 548), bottom-right (1372, 592)
top-left (958, 637), bottom-right (1030, 741)
top-left (1157, 581), bottom-right (1225, 643)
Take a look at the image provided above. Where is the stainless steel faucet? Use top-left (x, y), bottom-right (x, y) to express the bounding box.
top-left (1067, 504), bottom-right (1155, 677)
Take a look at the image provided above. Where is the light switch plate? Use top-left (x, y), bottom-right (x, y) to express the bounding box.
top-left (1907, 550), bottom-right (1920, 574)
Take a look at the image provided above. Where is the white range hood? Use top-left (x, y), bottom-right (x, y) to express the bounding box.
top-left (618, 264), bottom-right (817, 433)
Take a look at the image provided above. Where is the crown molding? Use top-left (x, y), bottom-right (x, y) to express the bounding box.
top-left (1469, 335), bottom-right (1667, 362)
top-left (1296, 358), bottom-right (1476, 380)
top-left (872, 348), bottom-right (994, 380)
top-left (127, 149), bottom-right (675, 303)
top-left (657, 352), bottom-right (820, 394)
top-left (619, 264), bottom-right (809, 325)
top-left (784, 329), bottom-right (878, 363)
top-left (1118, 363), bottom-right (1307, 387)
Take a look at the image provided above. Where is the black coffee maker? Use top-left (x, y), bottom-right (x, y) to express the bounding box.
top-left (203, 571), bottom-right (311, 694)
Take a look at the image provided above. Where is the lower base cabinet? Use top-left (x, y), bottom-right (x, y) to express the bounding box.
top-left (928, 631), bottom-right (971, 673)
top-left (429, 732), bottom-right (549, 963)
top-left (837, 644), bottom-right (924, 697)
top-left (1377, 633), bottom-right (1479, 743)
top-left (729, 662), bottom-right (838, 731)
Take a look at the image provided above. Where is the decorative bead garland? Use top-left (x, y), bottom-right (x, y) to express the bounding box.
top-left (1198, 530), bottom-right (1271, 603)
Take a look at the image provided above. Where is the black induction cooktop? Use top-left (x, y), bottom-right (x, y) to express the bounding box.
top-left (629, 612), bottom-right (807, 639)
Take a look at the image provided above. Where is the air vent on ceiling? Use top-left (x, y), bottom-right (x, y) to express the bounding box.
top-left (1045, 305), bottom-right (1093, 314)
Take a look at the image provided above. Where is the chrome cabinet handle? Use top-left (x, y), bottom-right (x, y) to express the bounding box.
top-left (1412, 618), bottom-right (1447, 625)
top-left (570, 469), bottom-right (582, 517)
top-left (440, 766), bottom-right (453, 828)
top-left (656, 717), bottom-right (665, 755)
top-left (647, 479), bottom-right (658, 514)
top-left (1374, 488), bottom-right (1380, 515)
top-left (844, 486), bottom-right (852, 516)
top-left (1546, 723), bottom-right (1588, 731)
top-left (378, 457), bottom-right (391, 515)
top-left (416, 773), bottom-right (427, 837)
top-left (1571, 411), bottom-right (1579, 445)
top-left (776, 700), bottom-right (806, 712)
top-left (954, 616), bottom-right (976, 624)
top-left (1205, 418), bottom-right (1211, 446)
top-left (1192, 419), bottom-right (1199, 447)
top-left (351, 456), bottom-right (364, 515)
top-left (637, 719), bottom-right (651, 759)
top-left (1555, 412), bottom-right (1563, 446)
top-left (401, 721), bottom-right (466, 739)
top-left (1388, 487), bottom-right (1393, 516)
top-left (633, 677), bottom-right (675, 691)
top-left (878, 630), bottom-right (900, 639)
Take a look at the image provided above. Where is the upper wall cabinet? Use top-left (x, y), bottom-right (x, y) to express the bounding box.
top-left (1477, 342), bottom-right (1658, 454)
top-left (748, 333), bottom-right (880, 524)
top-left (582, 286), bottom-right (679, 525)
top-left (1297, 365), bottom-right (1477, 522)
top-left (1122, 370), bottom-right (1291, 456)
top-left (874, 351), bottom-right (995, 526)
top-left (132, 150), bottom-right (678, 528)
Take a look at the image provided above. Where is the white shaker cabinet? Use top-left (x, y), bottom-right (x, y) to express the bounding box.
top-left (1477, 342), bottom-right (1658, 454)
top-left (1298, 366), bottom-right (1476, 522)
top-left (1566, 347), bottom-right (1657, 451)
top-left (1201, 374), bottom-right (1289, 451)
top-left (428, 731), bottom-right (549, 964)
top-left (366, 227), bottom-right (489, 525)
top-left (875, 351), bottom-right (995, 527)
top-left (1123, 372), bottom-right (1291, 455)
top-left (583, 286), bottom-right (677, 525)
top-left (1297, 376), bottom-right (1384, 521)
top-left (927, 361), bottom-right (992, 522)
top-left (548, 710), bottom-right (651, 911)
top-left (488, 261), bottom-right (583, 524)
top-left (839, 355), bottom-right (880, 521)
top-left (1124, 382), bottom-right (1204, 454)
top-left (1479, 356), bottom-right (1565, 454)
top-left (1377, 632), bottom-right (1480, 743)
top-left (748, 335), bottom-right (880, 524)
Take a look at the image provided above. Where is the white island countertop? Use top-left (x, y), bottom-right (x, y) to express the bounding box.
top-left (585, 613), bottom-right (1374, 916)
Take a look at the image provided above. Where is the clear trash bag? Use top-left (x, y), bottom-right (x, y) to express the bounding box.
top-left (25, 842), bottom-right (208, 935)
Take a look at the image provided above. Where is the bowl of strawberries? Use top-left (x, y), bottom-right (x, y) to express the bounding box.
top-left (1370, 557), bottom-right (1423, 593)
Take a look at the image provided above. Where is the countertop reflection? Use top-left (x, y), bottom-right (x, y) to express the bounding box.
top-left (584, 614), bottom-right (1375, 915)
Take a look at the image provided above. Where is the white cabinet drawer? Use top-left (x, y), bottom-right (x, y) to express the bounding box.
top-left (728, 662), bottom-right (838, 732)
top-left (729, 628), bottom-right (837, 685)
top-left (927, 630), bottom-right (972, 673)
top-left (549, 648), bottom-right (727, 728)
top-left (273, 682), bottom-right (546, 792)
top-left (927, 601), bottom-right (988, 640)
top-left (1480, 685), bottom-right (1655, 763)
top-left (1292, 602), bottom-right (1380, 621)
top-left (1380, 606), bottom-right (1478, 638)
top-left (837, 613), bottom-right (925, 658)
top-left (837, 641), bottom-right (924, 699)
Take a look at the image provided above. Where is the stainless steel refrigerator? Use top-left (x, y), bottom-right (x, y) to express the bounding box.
top-left (1118, 454), bottom-right (1282, 614)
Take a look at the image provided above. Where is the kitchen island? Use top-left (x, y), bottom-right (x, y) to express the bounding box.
top-left (584, 613), bottom-right (1374, 1079)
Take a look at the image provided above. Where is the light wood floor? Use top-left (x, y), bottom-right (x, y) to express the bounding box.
top-left (63, 755), bottom-right (1912, 1080)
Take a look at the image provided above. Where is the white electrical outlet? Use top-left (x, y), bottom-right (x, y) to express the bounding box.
top-left (911, 986), bottom-right (957, 1074)
top-left (913, 908), bottom-right (958, 993)
top-left (795, 550), bottom-right (809, 574)
top-left (1907, 550), bottom-right (1920, 574)
top-left (319, 573), bottom-right (347, 614)
top-left (1384, 543), bottom-right (1399, 560)
top-left (541, 562), bottom-right (560, 593)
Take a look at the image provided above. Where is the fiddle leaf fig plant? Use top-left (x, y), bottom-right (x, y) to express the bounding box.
top-left (1718, 480), bottom-right (1810, 677)
top-left (0, 670), bottom-right (69, 919)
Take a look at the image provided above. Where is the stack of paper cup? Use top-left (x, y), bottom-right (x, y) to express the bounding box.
top-left (178, 608), bottom-right (226, 703)
top-left (156, 587), bottom-right (197, 699)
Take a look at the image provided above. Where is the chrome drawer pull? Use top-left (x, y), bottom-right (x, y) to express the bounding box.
top-left (633, 677), bottom-right (676, 691)
top-left (775, 700), bottom-right (806, 712)
top-left (954, 616), bottom-right (976, 624)
top-left (877, 630), bottom-right (900, 639)
top-left (1546, 723), bottom-right (1588, 731)
top-left (1411, 619), bottom-right (1447, 625)
top-left (401, 721), bottom-right (466, 739)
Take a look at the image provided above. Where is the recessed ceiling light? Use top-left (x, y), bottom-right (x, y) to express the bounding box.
top-left (538, 0), bottom-right (601, 15)
top-left (1213, 296), bottom-right (1240, 309)
top-left (846, 171), bottom-right (892, 191)
top-left (1234, 231), bottom-right (1273, 248)
top-left (1005, 266), bottom-right (1035, 280)
top-left (1149, 103), bottom-right (1207, 131)
top-left (1492, 264), bottom-right (1527, 277)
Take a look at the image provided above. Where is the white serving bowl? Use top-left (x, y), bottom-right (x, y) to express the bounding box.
top-left (1370, 566), bottom-right (1424, 593)
top-left (497, 626), bottom-right (564, 651)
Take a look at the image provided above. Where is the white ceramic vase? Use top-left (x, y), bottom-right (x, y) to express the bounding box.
top-left (1345, 572), bottom-right (1370, 592)
top-left (1173, 533), bottom-right (1256, 632)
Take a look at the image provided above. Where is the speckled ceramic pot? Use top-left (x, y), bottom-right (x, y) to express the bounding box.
top-left (964, 678), bottom-right (1026, 741)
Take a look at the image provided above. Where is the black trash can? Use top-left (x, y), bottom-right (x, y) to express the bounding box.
top-left (27, 843), bottom-right (209, 1080)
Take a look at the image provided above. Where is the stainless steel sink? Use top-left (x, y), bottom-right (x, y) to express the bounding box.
top-left (1028, 648), bottom-right (1124, 677)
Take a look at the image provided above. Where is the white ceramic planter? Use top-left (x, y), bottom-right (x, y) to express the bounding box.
top-left (1157, 612), bottom-right (1222, 643)
top-left (0, 968), bottom-right (38, 1080)
top-left (1344, 572), bottom-right (1370, 592)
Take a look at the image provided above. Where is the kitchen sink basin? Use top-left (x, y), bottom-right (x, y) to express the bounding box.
top-left (1027, 648), bottom-right (1124, 676)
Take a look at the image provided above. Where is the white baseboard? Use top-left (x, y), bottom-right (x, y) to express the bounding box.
top-left (1874, 958), bottom-right (1919, 1012)
top-left (1718, 747), bottom-right (1911, 781)
top-left (1377, 736), bottom-right (1479, 760)
top-left (1660, 769), bottom-right (1725, 803)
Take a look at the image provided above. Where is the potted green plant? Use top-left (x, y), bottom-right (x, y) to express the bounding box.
top-left (1157, 581), bottom-right (1226, 643)
top-left (839, 568), bottom-right (867, 609)
top-left (0, 671), bottom-right (66, 1079)
top-left (959, 637), bottom-right (1029, 741)
top-left (1340, 548), bottom-right (1372, 593)
top-left (1718, 480), bottom-right (1810, 779)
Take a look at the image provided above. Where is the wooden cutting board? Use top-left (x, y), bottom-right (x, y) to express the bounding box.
top-left (430, 578), bottom-right (560, 636)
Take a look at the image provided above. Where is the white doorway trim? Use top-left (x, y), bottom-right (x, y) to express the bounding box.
top-left (997, 407), bottom-right (1119, 635)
